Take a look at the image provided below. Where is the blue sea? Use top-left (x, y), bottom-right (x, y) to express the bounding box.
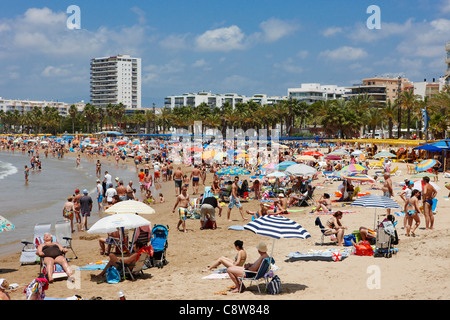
top-left (0, 151), bottom-right (139, 256)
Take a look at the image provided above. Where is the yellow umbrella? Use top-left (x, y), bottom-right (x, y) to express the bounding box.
top-left (201, 150), bottom-right (216, 159)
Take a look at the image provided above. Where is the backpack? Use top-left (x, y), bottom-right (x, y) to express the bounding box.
top-left (267, 275), bottom-right (281, 295)
top-left (106, 266), bottom-right (121, 284)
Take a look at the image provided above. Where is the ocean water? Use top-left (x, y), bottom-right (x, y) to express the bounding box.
top-left (0, 151), bottom-right (140, 256)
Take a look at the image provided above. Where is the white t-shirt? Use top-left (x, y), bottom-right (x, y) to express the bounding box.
top-left (105, 187), bottom-right (117, 202)
top-left (104, 173), bottom-right (112, 185)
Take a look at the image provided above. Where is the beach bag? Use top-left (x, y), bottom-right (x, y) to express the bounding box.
top-left (354, 241), bottom-right (373, 256)
top-left (267, 275), bottom-right (282, 295)
top-left (343, 234), bottom-right (356, 247)
top-left (106, 266), bottom-right (121, 284)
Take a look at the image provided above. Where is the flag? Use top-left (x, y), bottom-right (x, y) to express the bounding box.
top-left (422, 108), bottom-right (430, 131)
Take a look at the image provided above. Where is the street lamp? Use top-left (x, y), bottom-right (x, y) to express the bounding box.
top-left (153, 103), bottom-right (156, 134)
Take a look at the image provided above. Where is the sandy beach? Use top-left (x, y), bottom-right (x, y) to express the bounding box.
top-left (1, 150), bottom-right (449, 301)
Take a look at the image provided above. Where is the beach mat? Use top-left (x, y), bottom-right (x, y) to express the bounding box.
top-left (228, 225), bottom-right (245, 231)
top-left (287, 248), bottom-right (351, 262)
top-left (76, 261), bottom-right (108, 271)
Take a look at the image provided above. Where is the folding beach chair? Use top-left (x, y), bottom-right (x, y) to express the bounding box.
top-left (105, 228), bottom-right (129, 255)
top-left (34, 233), bottom-right (69, 281)
top-left (314, 217), bottom-right (335, 246)
top-left (238, 257), bottom-right (274, 294)
top-left (122, 247), bottom-right (153, 281)
top-left (55, 220), bottom-right (77, 261)
top-left (20, 223), bottom-right (51, 265)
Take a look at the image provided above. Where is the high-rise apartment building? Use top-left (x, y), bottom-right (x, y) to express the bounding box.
top-left (90, 54), bottom-right (141, 108)
top-left (445, 41), bottom-right (450, 85)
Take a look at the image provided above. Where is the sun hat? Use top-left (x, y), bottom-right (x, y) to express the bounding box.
top-left (256, 242), bottom-right (267, 253)
top-left (75, 189), bottom-right (80, 193)
top-left (83, 189), bottom-right (88, 194)
top-left (278, 193), bottom-right (285, 198)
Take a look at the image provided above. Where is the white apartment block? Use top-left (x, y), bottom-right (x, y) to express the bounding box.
top-left (164, 91), bottom-right (287, 109)
top-left (288, 83), bottom-right (348, 104)
top-left (90, 54), bottom-right (141, 109)
top-left (0, 97), bottom-right (70, 116)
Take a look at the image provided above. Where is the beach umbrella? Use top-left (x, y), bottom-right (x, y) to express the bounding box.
top-left (0, 215), bottom-right (15, 233)
top-left (296, 155), bottom-right (316, 161)
top-left (412, 180), bottom-right (440, 191)
top-left (213, 152), bottom-right (227, 161)
top-left (338, 172), bottom-right (375, 183)
top-left (201, 150), bottom-right (216, 159)
top-left (415, 159), bottom-right (436, 172)
top-left (116, 141), bottom-right (127, 146)
top-left (276, 161), bottom-right (297, 171)
top-left (244, 215), bottom-right (311, 261)
top-left (373, 151), bottom-right (396, 159)
top-left (410, 172), bottom-right (437, 179)
top-left (328, 149), bottom-right (348, 156)
top-left (104, 200), bottom-right (156, 215)
top-left (302, 151), bottom-right (323, 157)
top-left (284, 163), bottom-right (317, 177)
top-left (351, 195), bottom-right (401, 229)
top-left (266, 171), bottom-right (287, 178)
top-left (324, 155), bottom-right (342, 161)
top-left (340, 164), bottom-right (368, 174)
top-left (88, 213), bottom-right (151, 278)
top-left (262, 163), bottom-right (277, 170)
top-left (216, 166), bottom-right (251, 176)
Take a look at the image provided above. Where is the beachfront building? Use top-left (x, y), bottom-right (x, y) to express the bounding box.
top-left (90, 54), bottom-right (142, 109)
top-left (164, 91), bottom-right (286, 109)
top-left (413, 78), bottom-right (447, 100)
top-left (0, 97), bottom-right (71, 116)
top-left (445, 41), bottom-right (450, 85)
top-left (287, 83), bottom-right (348, 104)
top-left (346, 76), bottom-right (411, 104)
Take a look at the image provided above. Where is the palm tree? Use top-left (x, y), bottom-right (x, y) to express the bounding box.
top-left (69, 105), bottom-right (78, 134)
top-left (398, 89), bottom-right (420, 139)
top-left (382, 100), bottom-right (397, 139)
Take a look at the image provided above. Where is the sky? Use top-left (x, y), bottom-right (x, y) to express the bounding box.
top-left (0, 0), bottom-right (449, 107)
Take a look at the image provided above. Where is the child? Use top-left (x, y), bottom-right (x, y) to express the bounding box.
top-left (144, 189), bottom-right (155, 204)
top-left (159, 193), bottom-right (165, 203)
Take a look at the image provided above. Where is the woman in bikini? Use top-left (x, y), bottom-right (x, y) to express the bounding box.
top-left (62, 196), bottom-right (75, 233)
top-left (405, 189), bottom-right (421, 237)
top-left (203, 240), bottom-right (247, 272)
top-left (325, 211), bottom-right (346, 246)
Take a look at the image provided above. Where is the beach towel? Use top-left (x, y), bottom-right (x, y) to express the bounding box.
top-left (228, 225), bottom-right (245, 231)
top-left (287, 248), bottom-right (351, 261)
top-left (202, 273), bottom-right (230, 280)
top-left (76, 262), bottom-right (108, 271)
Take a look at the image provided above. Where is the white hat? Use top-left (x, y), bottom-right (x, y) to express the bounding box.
top-left (256, 242), bottom-right (267, 253)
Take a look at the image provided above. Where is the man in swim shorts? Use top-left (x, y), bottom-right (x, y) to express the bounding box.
top-left (190, 165), bottom-right (201, 195)
top-left (227, 176), bottom-right (248, 222)
top-left (96, 179), bottom-right (103, 211)
top-left (422, 176), bottom-right (437, 230)
top-left (79, 189), bottom-right (93, 231)
top-left (381, 173), bottom-right (393, 215)
top-left (173, 167), bottom-right (183, 196)
top-left (173, 187), bottom-right (190, 233)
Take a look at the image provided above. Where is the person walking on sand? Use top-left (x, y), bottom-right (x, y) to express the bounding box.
top-left (73, 189), bottom-right (82, 232)
top-left (173, 187), bottom-right (190, 233)
top-left (381, 173), bottom-right (393, 215)
top-left (96, 179), bottom-right (103, 211)
top-left (79, 189), bottom-right (93, 231)
top-left (422, 176), bottom-right (437, 230)
top-left (96, 160), bottom-right (102, 177)
top-left (173, 167), bottom-right (183, 196)
top-left (227, 176), bottom-right (248, 222)
top-left (190, 165), bottom-right (201, 195)
top-left (63, 196), bottom-right (75, 233)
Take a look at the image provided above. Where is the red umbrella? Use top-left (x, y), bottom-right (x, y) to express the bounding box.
top-left (324, 155), bottom-right (342, 160)
top-left (303, 151), bottom-right (323, 157)
top-left (116, 141), bottom-right (127, 146)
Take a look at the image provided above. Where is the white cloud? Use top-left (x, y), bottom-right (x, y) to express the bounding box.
top-left (297, 50), bottom-right (308, 59)
top-left (319, 46), bottom-right (368, 60)
top-left (273, 58), bottom-right (303, 74)
top-left (442, 0), bottom-right (450, 13)
top-left (322, 27), bottom-right (343, 37)
top-left (41, 65), bottom-right (73, 77)
top-left (159, 33), bottom-right (190, 51)
top-left (192, 59), bottom-right (207, 68)
top-left (195, 25), bottom-right (246, 52)
top-left (348, 19), bottom-right (413, 43)
top-left (258, 18), bottom-right (299, 42)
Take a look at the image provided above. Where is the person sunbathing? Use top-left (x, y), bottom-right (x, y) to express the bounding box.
top-left (226, 242), bottom-right (270, 293)
top-left (203, 240), bottom-right (247, 272)
top-left (246, 205), bottom-right (268, 220)
top-left (96, 241), bottom-right (146, 279)
top-left (36, 233), bottom-right (74, 283)
top-left (314, 193), bottom-right (332, 213)
top-left (324, 211), bottom-right (346, 246)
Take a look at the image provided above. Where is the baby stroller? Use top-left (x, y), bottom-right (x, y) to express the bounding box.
top-left (147, 224), bottom-right (169, 268)
top-left (374, 216), bottom-right (399, 258)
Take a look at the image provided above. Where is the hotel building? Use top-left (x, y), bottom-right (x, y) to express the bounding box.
top-left (346, 76), bottom-right (411, 104)
top-left (0, 97), bottom-right (70, 116)
top-left (287, 83), bottom-right (348, 104)
top-left (164, 91), bottom-right (286, 109)
top-left (90, 54), bottom-right (142, 109)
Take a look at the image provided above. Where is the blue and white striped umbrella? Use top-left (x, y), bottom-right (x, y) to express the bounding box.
top-left (351, 195), bottom-right (401, 209)
top-left (351, 195), bottom-right (401, 229)
top-left (244, 215), bottom-right (310, 261)
top-left (244, 215), bottom-right (311, 240)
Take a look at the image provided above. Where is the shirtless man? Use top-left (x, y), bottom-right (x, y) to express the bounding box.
top-left (116, 180), bottom-right (127, 201)
top-left (190, 165), bottom-right (201, 195)
top-left (381, 173), bottom-right (393, 215)
top-left (173, 187), bottom-right (190, 233)
top-left (227, 176), bottom-right (247, 221)
top-left (96, 160), bottom-right (101, 177)
top-left (173, 167), bottom-right (183, 196)
top-left (73, 189), bottom-right (82, 232)
top-left (422, 176), bottom-right (437, 230)
top-left (143, 170), bottom-right (153, 192)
